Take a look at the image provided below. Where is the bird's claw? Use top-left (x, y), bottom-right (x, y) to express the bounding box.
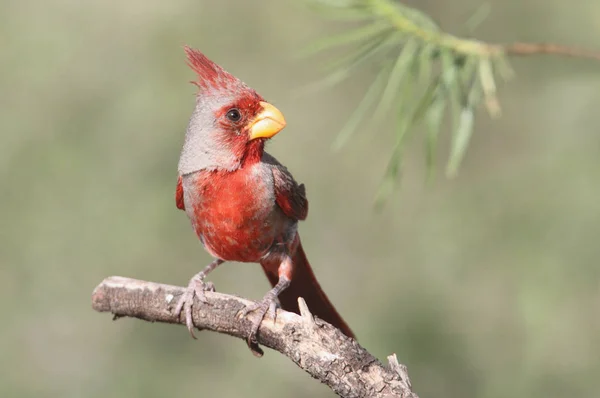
top-left (238, 295), bottom-right (278, 356)
top-left (173, 276), bottom-right (214, 339)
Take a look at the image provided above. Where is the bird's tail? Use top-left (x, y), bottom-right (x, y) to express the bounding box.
top-left (260, 236), bottom-right (355, 339)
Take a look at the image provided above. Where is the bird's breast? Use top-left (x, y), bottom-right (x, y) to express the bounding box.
top-left (182, 166), bottom-right (285, 262)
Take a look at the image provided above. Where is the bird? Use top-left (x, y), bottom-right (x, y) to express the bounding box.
top-left (174, 46), bottom-right (354, 353)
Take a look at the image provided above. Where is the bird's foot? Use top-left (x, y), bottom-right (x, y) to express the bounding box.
top-left (173, 274), bottom-right (215, 339)
top-left (238, 292), bottom-right (279, 357)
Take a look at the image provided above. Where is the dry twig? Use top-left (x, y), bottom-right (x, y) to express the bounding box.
top-left (501, 42), bottom-right (600, 61)
top-left (92, 276), bottom-right (419, 398)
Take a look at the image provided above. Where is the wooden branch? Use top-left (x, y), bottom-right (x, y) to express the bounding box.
top-left (501, 42), bottom-right (600, 61)
top-left (92, 276), bottom-right (418, 398)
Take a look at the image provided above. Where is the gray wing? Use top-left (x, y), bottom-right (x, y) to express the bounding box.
top-left (262, 152), bottom-right (308, 221)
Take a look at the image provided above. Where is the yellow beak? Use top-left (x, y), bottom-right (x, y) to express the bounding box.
top-left (248, 101), bottom-right (286, 140)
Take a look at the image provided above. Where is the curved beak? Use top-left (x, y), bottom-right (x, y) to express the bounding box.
top-left (248, 101), bottom-right (286, 140)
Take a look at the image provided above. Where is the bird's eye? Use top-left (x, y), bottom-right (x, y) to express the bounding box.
top-left (226, 108), bottom-right (241, 122)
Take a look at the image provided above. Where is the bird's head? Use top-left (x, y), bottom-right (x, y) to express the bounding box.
top-left (178, 46), bottom-right (287, 175)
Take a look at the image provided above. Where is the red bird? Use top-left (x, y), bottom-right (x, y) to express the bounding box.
top-left (174, 46), bottom-right (354, 351)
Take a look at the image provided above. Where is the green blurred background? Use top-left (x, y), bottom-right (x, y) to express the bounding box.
top-left (2, 0), bottom-right (599, 397)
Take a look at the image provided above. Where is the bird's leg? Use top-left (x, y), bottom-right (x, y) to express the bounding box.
top-left (239, 255), bottom-right (292, 355)
top-left (174, 258), bottom-right (224, 338)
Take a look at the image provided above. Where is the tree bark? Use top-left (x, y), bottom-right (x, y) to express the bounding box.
top-left (92, 276), bottom-right (418, 398)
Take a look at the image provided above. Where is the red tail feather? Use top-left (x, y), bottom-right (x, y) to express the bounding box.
top-left (261, 238), bottom-right (355, 339)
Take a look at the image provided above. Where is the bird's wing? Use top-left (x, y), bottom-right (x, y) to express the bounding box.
top-left (262, 153), bottom-right (308, 221)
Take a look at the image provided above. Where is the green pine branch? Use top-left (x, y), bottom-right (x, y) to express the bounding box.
top-left (302, 0), bottom-right (600, 205)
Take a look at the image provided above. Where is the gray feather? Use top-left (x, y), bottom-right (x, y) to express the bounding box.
top-left (178, 93), bottom-right (242, 174)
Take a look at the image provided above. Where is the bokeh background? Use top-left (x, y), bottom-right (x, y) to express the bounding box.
top-left (2, 0), bottom-right (599, 397)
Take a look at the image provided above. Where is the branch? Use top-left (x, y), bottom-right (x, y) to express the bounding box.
top-left (92, 276), bottom-right (418, 398)
top-left (501, 42), bottom-right (600, 61)
top-left (369, 0), bottom-right (600, 61)
top-left (304, 0), bottom-right (600, 192)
